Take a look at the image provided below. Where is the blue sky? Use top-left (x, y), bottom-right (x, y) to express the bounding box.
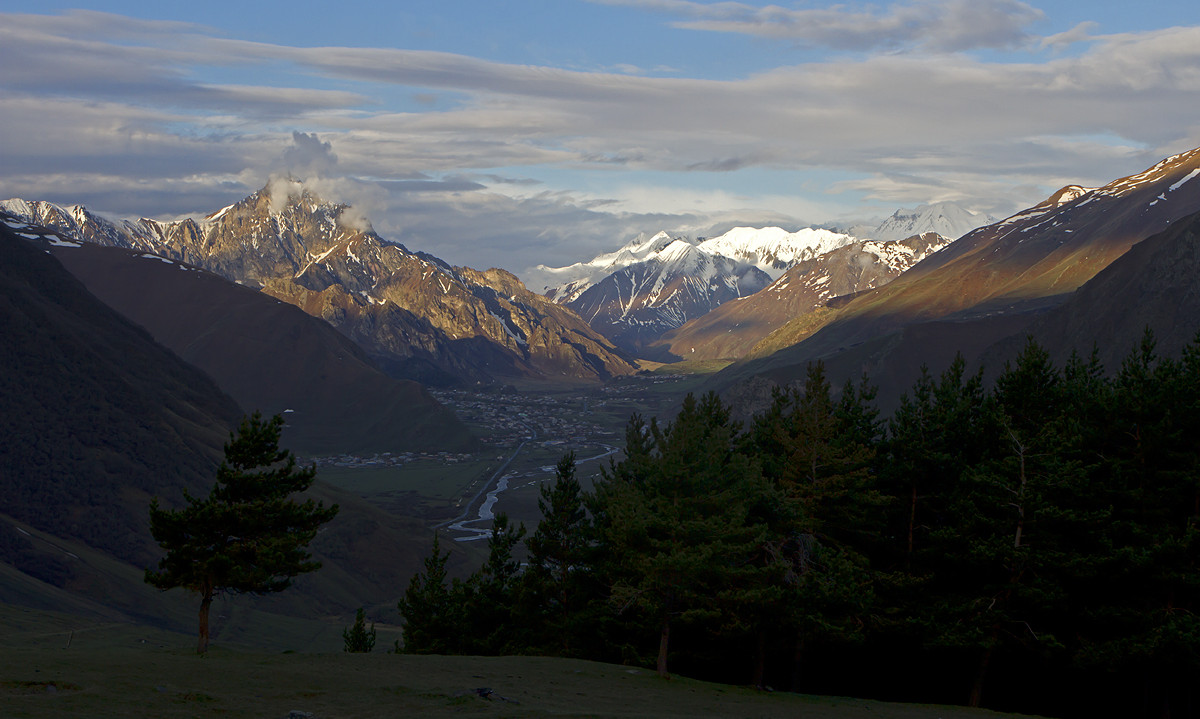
top-left (2, 1), bottom-right (1200, 275)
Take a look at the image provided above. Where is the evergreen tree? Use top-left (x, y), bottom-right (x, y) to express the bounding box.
top-left (145, 411), bottom-right (338, 654)
top-left (592, 393), bottom-right (767, 678)
top-left (1076, 330), bottom-right (1200, 716)
top-left (927, 339), bottom-right (1094, 706)
top-left (749, 363), bottom-right (882, 690)
top-left (397, 533), bottom-right (459, 654)
top-left (343, 607), bottom-right (377, 653)
top-left (524, 452), bottom-right (591, 655)
top-left (460, 513), bottom-right (526, 654)
top-left (882, 354), bottom-right (987, 572)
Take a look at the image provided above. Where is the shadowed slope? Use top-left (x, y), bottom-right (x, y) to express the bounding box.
top-left (982, 208), bottom-right (1200, 374)
top-left (705, 148), bottom-right (1200, 412)
top-left (46, 240), bottom-right (478, 455)
top-left (0, 222), bottom-right (240, 567)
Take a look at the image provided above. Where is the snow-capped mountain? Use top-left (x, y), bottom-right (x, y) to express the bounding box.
top-left (528, 225), bottom-right (859, 355)
top-left (2, 183), bottom-right (638, 385)
top-left (565, 239), bottom-right (773, 357)
top-left (658, 232), bottom-right (954, 361)
top-left (529, 226), bottom-right (858, 303)
top-left (846, 201), bottom-right (997, 242)
top-left (695, 226), bottom-right (858, 277)
top-left (531, 230), bottom-right (682, 304)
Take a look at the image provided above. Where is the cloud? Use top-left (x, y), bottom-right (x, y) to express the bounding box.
top-left (0, 12), bottom-right (365, 117)
top-left (1041, 21), bottom-right (1100, 51)
top-left (3, 9), bottom-right (1200, 275)
top-left (282, 131), bottom-right (338, 178)
top-left (592, 0), bottom-right (1044, 53)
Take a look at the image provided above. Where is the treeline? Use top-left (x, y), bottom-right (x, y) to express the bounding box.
top-left (398, 331), bottom-right (1200, 719)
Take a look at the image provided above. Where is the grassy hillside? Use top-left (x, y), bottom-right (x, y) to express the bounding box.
top-left (0, 610), bottom-right (1043, 719)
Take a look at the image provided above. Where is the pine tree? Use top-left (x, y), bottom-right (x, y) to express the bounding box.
top-left (460, 513), bottom-right (526, 654)
top-left (1076, 329), bottom-right (1200, 715)
top-left (927, 339), bottom-right (1093, 706)
top-left (343, 607), bottom-right (377, 653)
top-left (145, 411), bottom-right (338, 654)
top-left (592, 393), bottom-right (766, 678)
top-left (397, 532), bottom-right (462, 654)
top-left (883, 355), bottom-right (987, 571)
top-left (524, 451), bottom-right (590, 654)
top-left (749, 363), bottom-right (882, 691)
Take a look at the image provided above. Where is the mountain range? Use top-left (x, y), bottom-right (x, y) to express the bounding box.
top-left (2, 183), bottom-right (637, 387)
top-left (6, 142), bottom-right (1200, 655)
top-left (658, 232), bottom-right (954, 361)
top-left (0, 217), bottom-right (480, 641)
top-left (526, 202), bottom-right (993, 358)
top-left (707, 147), bottom-right (1200, 413)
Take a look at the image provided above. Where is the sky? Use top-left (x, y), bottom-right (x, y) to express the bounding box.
top-left (2, 1), bottom-right (1200, 277)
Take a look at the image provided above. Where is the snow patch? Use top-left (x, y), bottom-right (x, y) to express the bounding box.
top-left (1169, 168), bottom-right (1200, 193)
top-left (490, 311), bottom-right (527, 345)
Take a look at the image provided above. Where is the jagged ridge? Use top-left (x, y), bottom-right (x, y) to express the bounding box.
top-left (2, 183), bottom-right (638, 385)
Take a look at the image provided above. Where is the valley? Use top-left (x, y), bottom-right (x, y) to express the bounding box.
top-left (4, 144), bottom-right (1200, 718)
top-left (310, 373), bottom-right (704, 544)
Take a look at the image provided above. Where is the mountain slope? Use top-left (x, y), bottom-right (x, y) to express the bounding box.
top-left (657, 232), bottom-right (953, 361)
top-left (565, 240), bottom-right (771, 357)
top-left (749, 147), bottom-right (1200, 361)
top-left (2, 184), bottom-right (637, 385)
top-left (0, 220), bottom-right (241, 568)
top-left (43, 239), bottom-right (478, 455)
top-left (533, 226), bottom-right (858, 356)
top-left (862, 201), bottom-right (997, 242)
top-left (0, 218), bottom-right (481, 641)
top-left (982, 207), bottom-right (1200, 374)
top-left (707, 147), bottom-right (1200, 412)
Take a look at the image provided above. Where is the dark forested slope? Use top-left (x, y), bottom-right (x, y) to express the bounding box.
top-left (0, 223), bottom-right (241, 567)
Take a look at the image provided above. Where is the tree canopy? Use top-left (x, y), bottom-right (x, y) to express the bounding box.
top-left (145, 411), bottom-right (338, 653)
top-left (394, 333), bottom-right (1200, 717)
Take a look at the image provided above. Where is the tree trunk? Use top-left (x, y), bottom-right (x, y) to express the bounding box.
top-left (752, 629), bottom-right (767, 689)
top-left (969, 645), bottom-right (992, 707)
top-left (790, 632), bottom-right (806, 692)
top-left (907, 482), bottom-right (918, 568)
top-left (656, 614), bottom-right (671, 678)
top-left (198, 586), bottom-right (213, 654)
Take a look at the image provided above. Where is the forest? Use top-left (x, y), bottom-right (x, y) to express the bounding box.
top-left (397, 331), bottom-right (1200, 719)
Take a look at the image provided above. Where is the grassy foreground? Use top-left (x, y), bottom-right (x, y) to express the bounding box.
top-left (0, 624), bottom-right (1044, 719)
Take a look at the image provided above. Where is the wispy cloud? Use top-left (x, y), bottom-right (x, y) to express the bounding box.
top-left (1, 8), bottom-right (1199, 276)
top-left (592, 0), bottom-right (1044, 52)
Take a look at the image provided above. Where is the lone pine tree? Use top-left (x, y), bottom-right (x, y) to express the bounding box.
top-left (145, 411), bottom-right (338, 653)
top-left (343, 607), bottom-right (377, 653)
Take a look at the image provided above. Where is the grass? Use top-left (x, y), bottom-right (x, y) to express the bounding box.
top-left (0, 642), bottom-right (1046, 719)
